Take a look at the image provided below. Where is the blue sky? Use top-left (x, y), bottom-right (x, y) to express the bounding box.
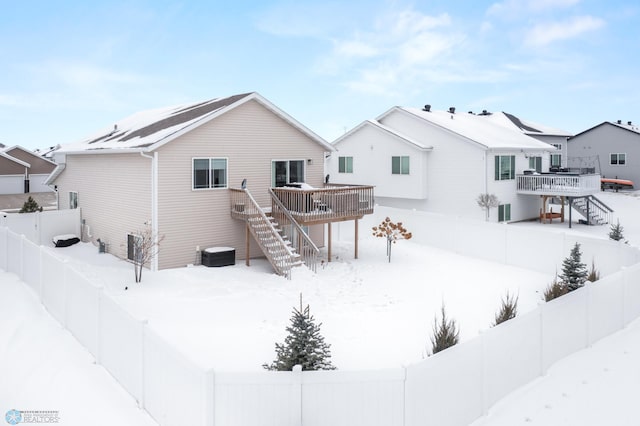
top-left (1, 0), bottom-right (639, 151)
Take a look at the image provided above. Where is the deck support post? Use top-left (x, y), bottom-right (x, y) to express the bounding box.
top-left (245, 223), bottom-right (250, 266)
top-left (568, 197), bottom-right (573, 229)
top-left (354, 219), bottom-right (359, 259)
top-left (560, 196), bottom-right (565, 223)
top-left (327, 222), bottom-right (332, 262)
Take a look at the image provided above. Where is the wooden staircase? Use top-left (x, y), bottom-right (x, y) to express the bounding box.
top-left (231, 188), bottom-right (309, 279)
top-left (570, 195), bottom-right (613, 225)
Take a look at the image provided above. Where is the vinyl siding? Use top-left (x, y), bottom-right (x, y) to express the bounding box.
top-left (568, 124), bottom-right (640, 186)
top-left (156, 99), bottom-right (327, 269)
top-left (54, 154), bottom-right (152, 260)
top-left (5, 148), bottom-right (57, 174)
top-left (0, 156), bottom-right (26, 175)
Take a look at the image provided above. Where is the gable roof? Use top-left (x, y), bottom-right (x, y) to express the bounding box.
top-left (382, 107), bottom-right (553, 151)
top-left (57, 92), bottom-right (334, 154)
top-left (569, 120), bottom-right (640, 140)
top-left (2, 145), bottom-right (57, 166)
top-left (333, 119), bottom-right (432, 151)
top-left (0, 151), bottom-right (30, 168)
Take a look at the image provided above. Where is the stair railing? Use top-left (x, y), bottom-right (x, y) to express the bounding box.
top-left (269, 188), bottom-right (319, 272)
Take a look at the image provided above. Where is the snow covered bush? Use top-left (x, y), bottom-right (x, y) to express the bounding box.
top-left (372, 217), bottom-right (412, 263)
top-left (429, 303), bottom-right (459, 355)
top-left (559, 243), bottom-right (588, 291)
top-left (493, 291), bottom-right (518, 326)
top-left (264, 297), bottom-right (335, 371)
top-left (609, 220), bottom-right (626, 242)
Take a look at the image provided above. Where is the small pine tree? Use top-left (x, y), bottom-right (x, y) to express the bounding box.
top-left (587, 260), bottom-right (600, 282)
top-left (559, 242), bottom-right (588, 292)
top-left (429, 303), bottom-right (460, 355)
top-left (544, 277), bottom-right (568, 302)
top-left (609, 220), bottom-right (625, 242)
top-left (19, 196), bottom-right (43, 213)
top-left (493, 292), bottom-right (518, 326)
top-left (264, 296), bottom-right (335, 371)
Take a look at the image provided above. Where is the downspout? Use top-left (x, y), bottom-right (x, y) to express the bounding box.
top-left (140, 151), bottom-right (159, 272)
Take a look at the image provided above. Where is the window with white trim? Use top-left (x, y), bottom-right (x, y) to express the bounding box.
top-left (272, 160), bottom-right (305, 187)
top-left (127, 233), bottom-right (142, 262)
top-left (610, 153), bottom-right (626, 165)
top-left (392, 156), bottom-right (410, 175)
top-left (338, 156), bottom-right (353, 173)
top-left (494, 155), bottom-right (515, 180)
top-left (69, 191), bottom-right (78, 209)
top-left (193, 158), bottom-right (227, 189)
top-left (498, 204), bottom-right (511, 222)
top-left (550, 143), bottom-right (562, 168)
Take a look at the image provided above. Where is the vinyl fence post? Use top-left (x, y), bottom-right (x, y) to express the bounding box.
top-left (204, 368), bottom-right (215, 426)
top-left (140, 319), bottom-right (148, 410)
top-left (292, 365), bottom-right (302, 426)
top-left (20, 234), bottom-right (26, 281)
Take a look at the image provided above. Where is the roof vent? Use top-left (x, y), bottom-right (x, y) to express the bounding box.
top-left (422, 104), bottom-right (431, 112)
top-left (468, 111), bottom-right (474, 114)
top-left (617, 120), bottom-right (622, 124)
top-left (628, 121), bottom-right (632, 125)
top-left (449, 107), bottom-right (456, 114)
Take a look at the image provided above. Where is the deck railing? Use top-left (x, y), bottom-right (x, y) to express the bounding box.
top-left (271, 184), bottom-right (375, 225)
top-left (269, 189), bottom-right (319, 272)
top-left (517, 174), bottom-right (601, 197)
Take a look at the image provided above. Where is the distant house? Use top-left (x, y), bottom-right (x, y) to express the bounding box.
top-left (47, 92), bottom-right (373, 275)
top-left (568, 120), bottom-right (640, 186)
top-left (328, 106), bottom-right (598, 223)
top-left (0, 145), bottom-right (56, 194)
top-left (495, 112), bottom-right (572, 171)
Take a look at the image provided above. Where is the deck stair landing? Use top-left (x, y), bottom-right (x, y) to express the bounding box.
top-left (571, 195), bottom-right (613, 225)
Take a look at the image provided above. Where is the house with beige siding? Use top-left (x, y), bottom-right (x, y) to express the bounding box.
top-left (0, 145), bottom-right (57, 194)
top-left (48, 92), bottom-right (374, 276)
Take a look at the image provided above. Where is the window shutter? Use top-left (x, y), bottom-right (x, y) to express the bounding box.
top-left (494, 156), bottom-right (499, 180)
top-left (510, 156), bottom-right (515, 179)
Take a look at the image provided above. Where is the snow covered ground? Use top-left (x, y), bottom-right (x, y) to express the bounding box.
top-left (1, 189), bottom-right (638, 425)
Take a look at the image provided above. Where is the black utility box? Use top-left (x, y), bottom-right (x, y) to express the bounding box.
top-left (202, 247), bottom-right (235, 267)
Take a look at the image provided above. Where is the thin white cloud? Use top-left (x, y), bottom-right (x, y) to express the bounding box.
top-left (334, 40), bottom-right (380, 58)
top-left (524, 15), bottom-right (605, 46)
top-left (487, 0), bottom-right (581, 17)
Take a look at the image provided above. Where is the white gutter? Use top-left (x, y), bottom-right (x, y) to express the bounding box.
top-left (140, 151), bottom-right (159, 272)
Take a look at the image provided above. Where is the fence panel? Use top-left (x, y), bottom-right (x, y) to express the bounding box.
top-left (541, 288), bottom-right (588, 371)
top-left (623, 263), bottom-right (640, 325)
top-left (99, 294), bottom-right (144, 404)
top-left (505, 226), bottom-right (564, 275)
top-left (21, 238), bottom-right (42, 297)
top-left (483, 309), bottom-right (542, 408)
top-left (0, 227), bottom-right (7, 271)
top-left (587, 274), bottom-right (624, 345)
top-left (4, 213), bottom-right (38, 244)
top-left (40, 250), bottom-right (67, 325)
top-left (39, 209), bottom-right (81, 247)
top-left (215, 371), bottom-right (300, 426)
top-left (65, 266), bottom-right (101, 358)
top-left (7, 231), bottom-right (22, 276)
top-left (143, 327), bottom-right (208, 426)
top-left (405, 338), bottom-right (484, 426)
top-left (302, 369), bottom-right (405, 426)
top-left (457, 221), bottom-right (506, 264)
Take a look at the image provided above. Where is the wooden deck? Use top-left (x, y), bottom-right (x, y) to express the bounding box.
top-left (517, 173), bottom-right (601, 197)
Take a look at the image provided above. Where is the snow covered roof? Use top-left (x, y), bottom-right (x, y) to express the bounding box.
top-left (57, 92), bottom-right (334, 154)
top-left (2, 145), bottom-right (57, 165)
top-left (391, 107), bottom-right (554, 151)
top-left (491, 112), bottom-right (573, 137)
top-left (333, 119), bottom-right (432, 151)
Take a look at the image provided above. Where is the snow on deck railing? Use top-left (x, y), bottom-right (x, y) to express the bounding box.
top-left (2, 219), bottom-right (640, 426)
top-left (516, 173), bottom-right (601, 196)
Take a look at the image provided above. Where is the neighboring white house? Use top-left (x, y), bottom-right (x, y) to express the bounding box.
top-left (328, 106), bottom-right (558, 222)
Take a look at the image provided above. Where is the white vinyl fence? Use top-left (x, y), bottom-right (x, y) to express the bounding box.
top-left (2, 219), bottom-right (640, 426)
